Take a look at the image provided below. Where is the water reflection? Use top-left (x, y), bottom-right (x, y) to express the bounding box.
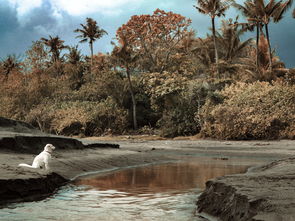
top-left (75, 159), bottom-right (249, 194)
top-left (0, 157), bottom-right (260, 221)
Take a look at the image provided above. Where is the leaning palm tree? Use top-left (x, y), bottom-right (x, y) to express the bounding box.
top-left (74, 18), bottom-right (107, 68)
top-left (194, 0), bottom-right (231, 75)
top-left (40, 35), bottom-right (68, 63)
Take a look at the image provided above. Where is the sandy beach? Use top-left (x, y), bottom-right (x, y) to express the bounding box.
top-left (1, 127), bottom-right (295, 221)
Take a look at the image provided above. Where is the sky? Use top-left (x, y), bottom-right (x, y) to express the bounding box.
top-left (0, 0), bottom-right (294, 67)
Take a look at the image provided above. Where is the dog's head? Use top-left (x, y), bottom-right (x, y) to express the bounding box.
top-left (44, 144), bottom-right (55, 153)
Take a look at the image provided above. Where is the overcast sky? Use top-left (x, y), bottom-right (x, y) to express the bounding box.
top-left (0, 0), bottom-right (294, 67)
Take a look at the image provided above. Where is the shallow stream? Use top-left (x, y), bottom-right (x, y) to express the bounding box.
top-left (0, 156), bottom-right (266, 221)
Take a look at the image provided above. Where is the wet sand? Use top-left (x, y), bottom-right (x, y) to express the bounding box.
top-left (1, 137), bottom-right (295, 220)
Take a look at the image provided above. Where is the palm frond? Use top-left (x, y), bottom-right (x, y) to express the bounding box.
top-left (193, 5), bottom-right (208, 14)
top-left (273, 0), bottom-right (293, 22)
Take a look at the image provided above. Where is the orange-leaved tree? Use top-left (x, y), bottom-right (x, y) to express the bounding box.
top-left (116, 9), bottom-right (192, 74)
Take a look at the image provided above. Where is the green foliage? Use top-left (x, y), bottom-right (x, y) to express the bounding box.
top-left (140, 73), bottom-right (232, 137)
top-left (157, 94), bottom-right (200, 137)
top-left (200, 81), bottom-right (295, 140)
top-left (141, 72), bottom-right (189, 111)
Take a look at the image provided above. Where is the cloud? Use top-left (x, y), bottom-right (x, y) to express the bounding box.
top-left (7, 0), bottom-right (145, 19)
top-left (8, 0), bottom-right (42, 16)
top-left (1, 0), bottom-right (294, 67)
top-left (52, 0), bottom-right (145, 16)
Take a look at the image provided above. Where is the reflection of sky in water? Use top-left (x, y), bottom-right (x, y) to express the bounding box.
top-left (75, 158), bottom-right (251, 193)
top-left (0, 157), bottom-right (263, 221)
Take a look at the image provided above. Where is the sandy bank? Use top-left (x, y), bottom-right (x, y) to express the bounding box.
top-left (197, 157), bottom-right (295, 221)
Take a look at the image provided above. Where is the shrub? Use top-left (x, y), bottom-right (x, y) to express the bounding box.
top-left (73, 70), bottom-right (126, 104)
top-left (157, 98), bottom-right (200, 137)
top-left (54, 98), bottom-right (128, 136)
top-left (200, 81), bottom-right (295, 140)
top-left (0, 73), bottom-right (56, 120)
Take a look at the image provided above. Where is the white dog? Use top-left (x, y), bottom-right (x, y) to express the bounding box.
top-left (18, 144), bottom-right (55, 170)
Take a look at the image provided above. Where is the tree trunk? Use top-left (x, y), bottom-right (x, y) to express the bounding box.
top-left (211, 17), bottom-right (219, 77)
top-left (90, 41), bottom-right (94, 70)
top-left (265, 24), bottom-right (273, 72)
top-left (126, 66), bottom-right (137, 130)
top-left (256, 23), bottom-right (260, 68)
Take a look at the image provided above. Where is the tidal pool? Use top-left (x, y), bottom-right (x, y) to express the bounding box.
top-left (0, 157), bottom-right (265, 221)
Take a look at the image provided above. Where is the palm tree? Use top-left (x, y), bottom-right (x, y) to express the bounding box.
top-left (194, 0), bottom-right (231, 75)
top-left (212, 17), bottom-right (254, 78)
top-left (112, 35), bottom-right (138, 130)
top-left (74, 18), bottom-right (107, 68)
top-left (293, 8), bottom-right (295, 17)
top-left (253, 0), bottom-right (292, 71)
top-left (234, 0), bottom-right (292, 71)
top-left (252, 34), bottom-right (287, 81)
top-left (218, 17), bottom-right (253, 62)
top-left (233, 0), bottom-right (262, 68)
top-left (1, 55), bottom-right (20, 80)
top-left (66, 45), bottom-right (83, 65)
top-left (40, 35), bottom-right (68, 63)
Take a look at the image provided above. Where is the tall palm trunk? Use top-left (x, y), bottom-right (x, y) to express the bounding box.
top-left (265, 24), bottom-right (273, 72)
top-left (126, 65), bottom-right (137, 130)
top-left (90, 41), bottom-right (94, 69)
top-left (211, 17), bottom-right (219, 77)
top-left (256, 23), bottom-right (260, 68)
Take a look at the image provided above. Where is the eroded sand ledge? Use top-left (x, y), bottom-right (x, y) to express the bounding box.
top-left (197, 158), bottom-right (295, 221)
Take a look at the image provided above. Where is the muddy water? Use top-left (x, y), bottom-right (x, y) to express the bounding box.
top-left (0, 157), bottom-right (264, 221)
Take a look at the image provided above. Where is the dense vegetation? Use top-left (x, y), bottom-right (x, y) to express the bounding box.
top-left (1, 1), bottom-right (295, 140)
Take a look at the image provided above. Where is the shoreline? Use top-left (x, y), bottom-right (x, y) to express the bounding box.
top-left (1, 137), bottom-right (295, 220)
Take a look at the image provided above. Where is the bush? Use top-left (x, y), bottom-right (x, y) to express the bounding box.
top-left (0, 73), bottom-right (56, 120)
top-left (156, 78), bottom-right (232, 137)
top-left (157, 99), bottom-right (200, 137)
top-left (200, 81), bottom-right (295, 140)
top-left (26, 97), bottom-right (128, 136)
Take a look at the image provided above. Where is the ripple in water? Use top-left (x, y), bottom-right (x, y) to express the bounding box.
top-left (0, 157), bottom-right (260, 221)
